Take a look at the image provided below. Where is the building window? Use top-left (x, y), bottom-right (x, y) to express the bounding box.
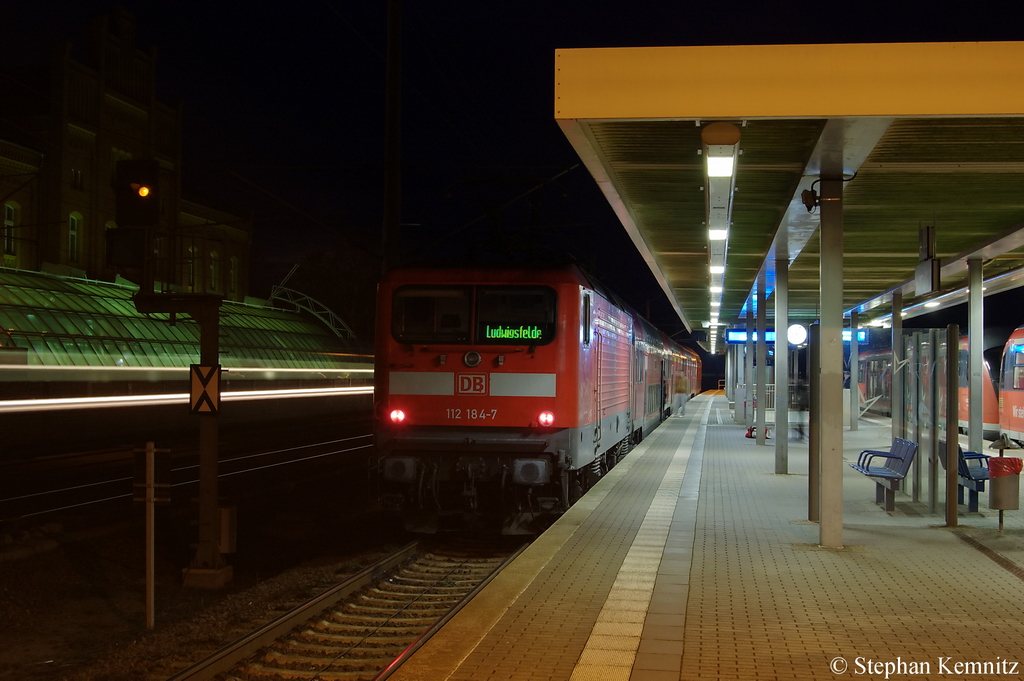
top-left (3, 203), bottom-right (15, 255)
top-left (209, 251), bottom-right (220, 292)
top-left (71, 168), bottom-right (84, 190)
top-left (229, 256), bottom-right (238, 298)
top-left (69, 213), bottom-right (81, 263)
top-left (187, 246), bottom-right (196, 290)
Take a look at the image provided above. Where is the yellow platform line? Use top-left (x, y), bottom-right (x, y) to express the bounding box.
top-left (569, 400), bottom-right (710, 681)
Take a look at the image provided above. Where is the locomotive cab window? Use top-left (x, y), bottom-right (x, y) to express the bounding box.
top-left (476, 286), bottom-right (556, 345)
top-left (392, 286), bottom-right (471, 344)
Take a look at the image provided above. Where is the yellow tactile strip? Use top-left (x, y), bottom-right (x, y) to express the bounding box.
top-left (570, 405), bottom-right (707, 681)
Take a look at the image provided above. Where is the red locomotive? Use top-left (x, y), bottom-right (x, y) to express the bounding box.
top-left (373, 266), bottom-right (700, 533)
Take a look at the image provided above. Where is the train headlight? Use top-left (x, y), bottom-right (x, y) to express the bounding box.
top-left (538, 411), bottom-right (554, 427)
top-left (390, 409), bottom-right (406, 423)
top-left (513, 458), bottom-right (551, 485)
top-left (383, 455), bottom-right (417, 482)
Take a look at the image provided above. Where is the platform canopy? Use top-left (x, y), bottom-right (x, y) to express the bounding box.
top-left (555, 42), bottom-right (1024, 348)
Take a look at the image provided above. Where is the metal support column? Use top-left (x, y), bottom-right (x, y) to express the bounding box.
top-left (746, 306), bottom-right (754, 427)
top-left (725, 345), bottom-right (734, 402)
top-left (756, 269), bottom-right (767, 445)
top-left (775, 252), bottom-right (789, 472)
top-left (968, 258), bottom-right (984, 452)
top-left (946, 324), bottom-right (961, 527)
top-left (892, 289), bottom-right (904, 441)
top-left (819, 178), bottom-right (844, 548)
top-left (808, 323), bottom-right (820, 522)
top-left (849, 309), bottom-right (859, 431)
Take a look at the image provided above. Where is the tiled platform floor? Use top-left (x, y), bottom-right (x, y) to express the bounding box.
top-left (390, 393), bottom-right (1024, 681)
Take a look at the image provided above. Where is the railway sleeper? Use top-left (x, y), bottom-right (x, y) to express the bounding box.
top-left (267, 646), bottom-right (400, 664)
top-left (273, 648), bottom-right (404, 665)
top-left (244, 660), bottom-right (380, 680)
top-left (316, 617), bottom-right (431, 632)
top-left (289, 632), bottom-right (418, 649)
top-left (343, 603), bottom-right (456, 617)
top-left (389, 575), bottom-right (483, 586)
top-left (353, 591), bottom-right (465, 605)
top-left (363, 587), bottom-right (467, 601)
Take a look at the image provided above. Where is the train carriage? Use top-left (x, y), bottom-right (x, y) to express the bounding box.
top-left (373, 266), bottom-right (700, 534)
top-left (999, 327), bottom-right (1024, 442)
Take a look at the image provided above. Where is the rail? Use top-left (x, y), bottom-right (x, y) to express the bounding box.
top-left (165, 542), bottom-right (420, 681)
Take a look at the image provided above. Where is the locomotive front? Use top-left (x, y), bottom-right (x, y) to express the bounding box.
top-left (373, 269), bottom-right (580, 534)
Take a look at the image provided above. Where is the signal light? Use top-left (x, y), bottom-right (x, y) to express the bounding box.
top-left (538, 411), bottom-right (554, 427)
top-left (390, 409), bottom-right (406, 423)
top-left (114, 159), bottom-right (160, 227)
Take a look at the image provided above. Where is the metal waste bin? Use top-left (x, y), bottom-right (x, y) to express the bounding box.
top-left (989, 457), bottom-right (1022, 510)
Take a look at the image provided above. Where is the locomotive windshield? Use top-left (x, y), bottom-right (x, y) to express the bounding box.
top-left (392, 286), bottom-right (472, 344)
top-left (391, 284), bottom-right (556, 345)
top-left (475, 286), bottom-right (556, 346)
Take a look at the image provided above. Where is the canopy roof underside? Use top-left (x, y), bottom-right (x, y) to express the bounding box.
top-left (555, 42), bottom-right (1024, 345)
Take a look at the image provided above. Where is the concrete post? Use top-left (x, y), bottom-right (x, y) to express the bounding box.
top-left (968, 258), bottom-right (984, 453)
top-left (818, 178), bottom-right (844, 549)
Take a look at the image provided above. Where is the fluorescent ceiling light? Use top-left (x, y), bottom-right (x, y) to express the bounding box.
top-left (708, 229), bottom-right (728, 240)
top-left (709, 265), bottom-right (725, 274)
top-left (706, 156), bottom-right (734, 177)
top-left (924, 301), bottom-right (940, 308)
top-left (710, 286), bottom-right (723, 293)
top-left (710, 301), bottom-right (720, 307)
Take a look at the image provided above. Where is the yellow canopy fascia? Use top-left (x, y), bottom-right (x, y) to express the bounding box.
top-left (555, 42), bottom-right (1024, 120)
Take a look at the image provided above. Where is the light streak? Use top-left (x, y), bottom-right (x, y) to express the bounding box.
top-left (0, 386), bottom-right (374, 413)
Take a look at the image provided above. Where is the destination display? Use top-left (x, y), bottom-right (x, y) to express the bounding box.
top-left (476, 286), bottom-right (556, 345)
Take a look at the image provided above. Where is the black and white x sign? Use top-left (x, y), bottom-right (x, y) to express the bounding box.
top-left (190, 364), bottom-right (221, 414)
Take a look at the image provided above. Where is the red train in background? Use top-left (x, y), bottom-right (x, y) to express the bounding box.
top-left (373, 266), bottom-right (700, 534)
top-left (858, 333), bottom-right (1007, 442)
top-left (998, 326), bottom-right (1024, 442)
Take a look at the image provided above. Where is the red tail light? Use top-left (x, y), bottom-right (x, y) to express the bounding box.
top-left (538, 411), bottom-right (554, 427)
top-left (390, 409), bottom-right (406, 423)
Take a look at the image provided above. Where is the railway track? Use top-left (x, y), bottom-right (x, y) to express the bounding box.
top-left (169, 537), bottom-right (528, 681)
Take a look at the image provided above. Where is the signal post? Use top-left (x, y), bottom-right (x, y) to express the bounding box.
top-left (114, 159), bottom-right (231, 588)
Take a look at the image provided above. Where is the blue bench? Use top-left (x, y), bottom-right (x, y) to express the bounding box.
top-left (850, 437), bottom-right (919, 511)
top-left (938, 441), bottom-right (990, 512)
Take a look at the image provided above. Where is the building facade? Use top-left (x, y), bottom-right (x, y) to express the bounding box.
top-left (0, 8), bottom-right (250, 300)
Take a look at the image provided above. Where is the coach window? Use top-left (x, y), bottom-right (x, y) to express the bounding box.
top-left (1007, 344), bottom-right (1024, 390)
top-left (393, 286), bottom-right (471, 344)
top-left (476, 286), bottom-right (556, 346)
top-left (582, 293), bottom-right (591, 346)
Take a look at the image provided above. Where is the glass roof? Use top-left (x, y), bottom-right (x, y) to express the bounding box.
top-left (0, 269), bottom-right (367, 369)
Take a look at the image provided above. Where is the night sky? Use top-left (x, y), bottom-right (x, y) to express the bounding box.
top-left (7, 2), bottom-right (1024, 355)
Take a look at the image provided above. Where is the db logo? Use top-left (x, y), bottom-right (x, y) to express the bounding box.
top-left (457, 374), bottom-right (487, 394)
